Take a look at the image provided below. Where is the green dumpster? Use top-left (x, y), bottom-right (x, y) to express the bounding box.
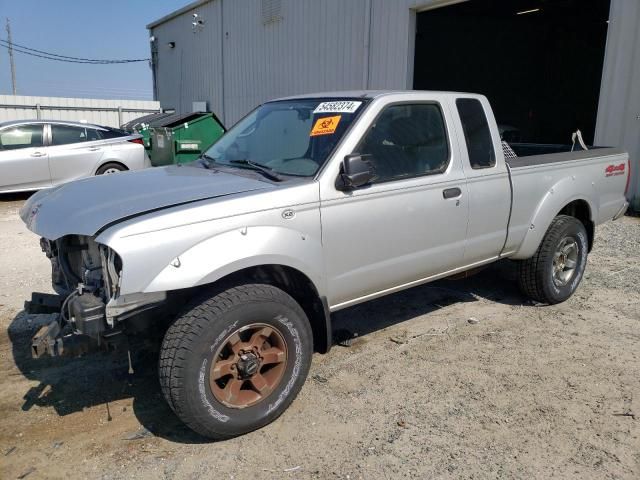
top-left (148, 112), bottom-right (225, 166)
top-left (121, 112), bottom-right (173, 151)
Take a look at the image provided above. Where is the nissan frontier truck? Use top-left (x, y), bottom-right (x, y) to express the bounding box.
top-left (20, 91), bottom-right (630, 439)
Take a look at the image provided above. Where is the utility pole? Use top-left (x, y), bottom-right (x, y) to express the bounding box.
top-left (5, 18), bottom-right (17, 95)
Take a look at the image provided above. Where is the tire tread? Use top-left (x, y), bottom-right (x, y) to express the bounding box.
top-left (158, 283), bottom-right (308, 439)
top-left (517, 215), bottom-right (584, 304)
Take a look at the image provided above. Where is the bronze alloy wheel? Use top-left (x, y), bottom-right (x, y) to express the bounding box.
top-left (159, 284), bottom-right (313, 439)
top-left (209, 323), bottom-right (288, 409)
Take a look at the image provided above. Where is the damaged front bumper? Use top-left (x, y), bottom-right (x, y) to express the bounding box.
top-left (27, 290), bottom-right (106, 359)
top-left (29, 233), bottom-right (166, 359)
top-left (31, 319), bottom-right (95, 358)
top-left (26, 289), bottom-right (165, 359)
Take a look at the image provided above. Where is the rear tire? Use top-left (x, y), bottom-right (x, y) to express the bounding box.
top-left (96, 162), bottom-right (127, 175)
top-left (159, 284), bottom-right (313, 439)
top-left (517, 215), bottom-right (589, 304)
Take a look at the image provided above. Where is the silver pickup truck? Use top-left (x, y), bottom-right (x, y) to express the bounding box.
top-left (20, 91), bottom-right (630, 439)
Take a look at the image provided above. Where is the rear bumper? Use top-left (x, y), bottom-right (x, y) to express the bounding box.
top-left (613, 201), bottom-right (629, 221)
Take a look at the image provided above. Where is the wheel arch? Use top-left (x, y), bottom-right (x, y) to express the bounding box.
top-left (512, 192), bottom-right (597, 260)
top-left (95, 160), bottom-right (128, 175)
top-left (169, 264), bottom-right (332, 354)
top-left (558, 199), bottom-right (594, 252)
top-left (222, 264), bottom-right (330, 354)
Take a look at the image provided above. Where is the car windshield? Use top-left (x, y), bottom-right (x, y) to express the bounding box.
top-left (204, 98), bottom-right (367, 177)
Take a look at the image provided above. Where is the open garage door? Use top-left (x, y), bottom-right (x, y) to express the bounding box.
top-left (413, 0), bottom-right (610, 145)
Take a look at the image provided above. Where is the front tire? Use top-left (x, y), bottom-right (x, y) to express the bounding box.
top-left (517, 215), bottom-right (589, 304)
top-left (159, 284), bottom-right (313, 439)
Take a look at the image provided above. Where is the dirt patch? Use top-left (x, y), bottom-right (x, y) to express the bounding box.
top-left (0, 196), bottom-right (638, 479)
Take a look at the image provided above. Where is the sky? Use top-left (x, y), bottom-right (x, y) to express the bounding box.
top-left (0, 0), bottom-right (188, 100)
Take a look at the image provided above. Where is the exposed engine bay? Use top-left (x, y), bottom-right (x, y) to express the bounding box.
top-left (30, 235), bottom-right (164, 358)
top-left (42, 235), bottom-right (120, 297)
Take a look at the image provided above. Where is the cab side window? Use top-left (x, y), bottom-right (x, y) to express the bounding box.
top-left (51, 125), bottom-right (88, 146)
top-left (456, 98), bottom-right (496, 169)
top-left (356, 103), bottom-right (449, 183)
top-left (97, 128), bottom-right (125, 140)
top-left (86, 128), bottom-right (101, 141)
top-left (0, 124), bottom-right (44, 150)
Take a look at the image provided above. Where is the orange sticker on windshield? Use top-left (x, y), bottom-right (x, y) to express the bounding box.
top-left (310, 115), bottom-right (341, 136)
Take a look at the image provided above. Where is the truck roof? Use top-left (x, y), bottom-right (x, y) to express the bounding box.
top-left (272, 90), bottom-right (479, 102)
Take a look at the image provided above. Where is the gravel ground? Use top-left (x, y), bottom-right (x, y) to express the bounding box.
top-left (0, 195), bottom-right (638, 479)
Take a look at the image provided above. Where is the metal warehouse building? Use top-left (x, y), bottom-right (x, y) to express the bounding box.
top-left (147, 0), bottom-right (640, 208)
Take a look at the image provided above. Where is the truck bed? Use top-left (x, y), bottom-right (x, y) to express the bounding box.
top-left (506, 144), bottom-right (625, 169)
top-left (502, 143), bottom-right (629, 259)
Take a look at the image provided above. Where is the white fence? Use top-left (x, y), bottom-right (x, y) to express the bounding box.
top-left (0, 95), bottom-right (161, 128)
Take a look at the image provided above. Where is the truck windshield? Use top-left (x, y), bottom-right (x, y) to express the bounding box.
top-left (203, 98), bottom-right (367, 177)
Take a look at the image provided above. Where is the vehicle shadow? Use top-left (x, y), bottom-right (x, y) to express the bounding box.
top-left (331, 259), bottom-right (524, 339)
top-left (0, 192), bottom-right (33, 203)
top-left (7, 312), bottom-right (209, 444)
top-left (7, 260), bottom-right (526, 444)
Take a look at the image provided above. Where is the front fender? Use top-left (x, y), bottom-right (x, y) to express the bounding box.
top-left (511, 177), bottom-right (597, 260)
top-left (143, 225), bottom-right (325, 296)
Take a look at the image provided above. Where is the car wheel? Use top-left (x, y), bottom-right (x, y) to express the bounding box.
top-left (517, 215), bottom-right (589, 304)
top-left (96, 162), bottom-right (127, 175)
top-left (159, 283), bottom-right (313, 439)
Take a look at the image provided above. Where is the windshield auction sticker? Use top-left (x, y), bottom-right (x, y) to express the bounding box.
top-left (310, 115), bottom-right (341, 136)
top-left (313, 101), bottom-right (362, 114)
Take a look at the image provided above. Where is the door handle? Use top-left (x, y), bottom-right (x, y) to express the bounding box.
top-left (442, 187), bottom-right (462, 199)
top-left (31, 151), bottom-right (46, 157)
top-left (88, 146), bottom-right (101, 151)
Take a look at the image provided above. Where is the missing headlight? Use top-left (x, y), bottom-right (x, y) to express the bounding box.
top-left (100, 245), bottom-right (122, 300)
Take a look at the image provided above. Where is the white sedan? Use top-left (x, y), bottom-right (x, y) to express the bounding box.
top-left (0, 120), bottom-right (151, 193)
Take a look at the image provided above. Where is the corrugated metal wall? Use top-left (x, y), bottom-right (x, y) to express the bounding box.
top-left (149, 0), bottom-right (449, 124)
top-left (149, 0), bottom-right (639, 209)
top-left (152, 0), bottom-right (224, 119)
top-left (220, 0), bottom-right (369, 123)
top-left (595, 0), bottom-right (640, 209)
top-left (0, 95), bottom-right (161, 127)
top-left (368, 0), bottom-right (417, 89)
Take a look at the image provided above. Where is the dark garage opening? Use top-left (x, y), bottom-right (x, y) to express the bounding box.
top-left (413, 0), bottom-right (610, 145)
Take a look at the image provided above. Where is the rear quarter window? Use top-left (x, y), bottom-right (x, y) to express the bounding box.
top-left (97, 128), bottom-right (127, 140)
top-left (86, 128), bottom-right (101, 141)
top-left (456, 98), bottom-right (496, 169)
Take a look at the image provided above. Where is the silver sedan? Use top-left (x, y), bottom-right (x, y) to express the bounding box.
top-left (0, 120), bottom-right (151, 193)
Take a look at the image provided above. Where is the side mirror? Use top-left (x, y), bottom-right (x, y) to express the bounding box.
top-left (336, 153), bottom-right (375, 191)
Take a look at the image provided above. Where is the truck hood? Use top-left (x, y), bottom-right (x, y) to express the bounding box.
top-left (20, 164), bottom-right (272, 240)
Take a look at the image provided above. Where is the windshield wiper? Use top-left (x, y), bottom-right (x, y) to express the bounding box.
top-left (199, 153), bottom-right (218, 169)
top-left (228, 159), bottom-right (282, 182)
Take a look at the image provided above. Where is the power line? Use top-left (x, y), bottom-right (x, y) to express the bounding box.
top-left (0, 43), bottom-right (127, 63)
top-left (0, 39), bottom-right (149, 64)
top-left (0, 38), bottom-right (149, 62)
top-left (0, 42), bottom-right (149, 64)
top-left (0, 38), bottom-right (149, 63)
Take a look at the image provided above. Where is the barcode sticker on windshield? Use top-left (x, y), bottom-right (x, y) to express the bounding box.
top-left (313, 101), bottom-right (362, 114)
